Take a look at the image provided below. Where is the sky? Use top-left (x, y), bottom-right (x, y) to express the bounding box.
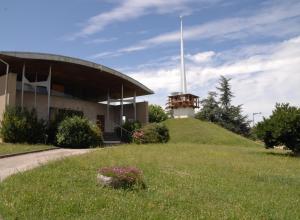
top-left (1, 0), bottom-right (300, 121)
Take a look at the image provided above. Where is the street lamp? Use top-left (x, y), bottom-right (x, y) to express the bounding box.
top-left (252, 112), bottom-right (262, 127)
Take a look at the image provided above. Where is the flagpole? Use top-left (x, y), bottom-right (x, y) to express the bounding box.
top-left (180, 16), bottom-right (187, 94)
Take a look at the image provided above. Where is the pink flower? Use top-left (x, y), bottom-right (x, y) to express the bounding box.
top-left (98, 166), bottom-right (145, 188)
top-left (132, 130), bottom-right (145, 144)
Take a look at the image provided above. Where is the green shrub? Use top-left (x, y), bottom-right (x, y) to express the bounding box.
top-left (254, 103), bottom-right (300, 153)
top-left (56, 116), bottom-right (102, 148)
top-left (149, 104), bottom-right (168, 123)
top-left (133, 123), bottom-right (169, 144)
top-left (47, 109), bottom-right (83, 144)
top-left (0, 107), bottom-right (46, 144)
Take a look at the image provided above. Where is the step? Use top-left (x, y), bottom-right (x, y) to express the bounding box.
top-left (103, 132), bottom-right (121, 143)
top-left (103, 140), bottom-right (121, 145)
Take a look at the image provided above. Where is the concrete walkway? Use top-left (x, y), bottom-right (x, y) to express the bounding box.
top-left (0, 148), bottom-right (91, 181)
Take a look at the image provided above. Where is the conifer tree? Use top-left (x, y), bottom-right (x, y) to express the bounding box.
top-left (195, 91), bottom-right (220, 122)
top-left (196, 76), bottom-right (250, 137)
top-left (217, 76), bottom-right (234, 109)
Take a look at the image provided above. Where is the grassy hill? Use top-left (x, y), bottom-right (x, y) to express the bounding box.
top-left (0, 119), bottom-right (299, 219)
top-left (165, 118), bottom-right (259, 147)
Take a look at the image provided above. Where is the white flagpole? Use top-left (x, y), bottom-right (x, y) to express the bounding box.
top-left (180, 16), bottom-right (187, 94)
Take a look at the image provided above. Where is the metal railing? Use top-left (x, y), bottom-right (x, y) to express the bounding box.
top-left (111, 121), bottom-right (133, 138)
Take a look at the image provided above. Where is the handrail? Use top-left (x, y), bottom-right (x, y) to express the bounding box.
top-left (111, 121), bottom-right (133, 137)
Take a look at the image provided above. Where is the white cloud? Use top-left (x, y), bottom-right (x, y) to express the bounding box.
top-left (93, 0), bottom-right (300, 57)
top-left (186, 51), bottom-right (215, 63)
top-left (87, 45), bottom-right (148, 60)
top-left (150, 0), bottom-right (300, 44)
top-left (88, 51), bottom-right (119, 59)
top-left (71, 0), bottom-right (213, 39)
top-left (84, 37), bottom-right (118, 44)
top-left (127, 36), bottom-right (300, 119)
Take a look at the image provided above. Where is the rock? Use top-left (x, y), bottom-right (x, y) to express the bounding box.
top-left (97, 174), bottom-right (113, 187)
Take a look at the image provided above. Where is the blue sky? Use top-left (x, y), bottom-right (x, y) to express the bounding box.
top-left (1, 0), bottom-right (300, 120)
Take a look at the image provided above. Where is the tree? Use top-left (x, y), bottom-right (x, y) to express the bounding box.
top-left (196, 76), bottom-right (251, 137)
top-left (219, 105), bottom-right (250, 136)
top-left (217, 76), bottom-right (250, 136)
top-left (255, 103), bottom-right (300, 153)
top-left (148, 104), bottom-right (168, 123)
top-left (217, 76), bottom-right (234, 109)
top-left (195, 91), bottom-right (220, 122)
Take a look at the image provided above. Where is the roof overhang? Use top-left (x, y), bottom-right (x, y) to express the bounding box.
top-left (0, 51), bottom-right (153, 101)
top-left (168, 93), bottom-right (199, 98)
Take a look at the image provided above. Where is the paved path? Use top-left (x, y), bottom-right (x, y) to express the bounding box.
top-left (0, 148), bottom-right (91, 181)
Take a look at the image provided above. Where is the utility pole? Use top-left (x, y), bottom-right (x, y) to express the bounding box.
top-left (252, 112), bottom-right (262, 127)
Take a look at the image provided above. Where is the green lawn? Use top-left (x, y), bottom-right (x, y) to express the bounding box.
top-left (165, 118), bottom-right (261, 147)
top-left (0, 119), bottom-right (299, 219)
top-left (0, 143), bottom-right (55, 156)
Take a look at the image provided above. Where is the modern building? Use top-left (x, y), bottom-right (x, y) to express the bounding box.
top-left (0, 51), bottom-right (153, 135)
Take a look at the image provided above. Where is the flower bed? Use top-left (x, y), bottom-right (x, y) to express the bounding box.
top-left (97, 166), bottom-right (146, 189)
top-left (133, 123), bottom-right (169, 144)
top-left (132, 130), bottom-right (145, 144)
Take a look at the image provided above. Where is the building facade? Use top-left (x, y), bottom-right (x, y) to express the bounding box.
top-left (0, 52), bottom-right (153, 133)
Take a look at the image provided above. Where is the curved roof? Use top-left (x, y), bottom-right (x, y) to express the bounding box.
top-left (0, 51), bottom-right (153, 101)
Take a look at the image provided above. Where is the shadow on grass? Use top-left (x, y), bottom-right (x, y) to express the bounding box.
top-left (261, 150), bottom-right (300, 158)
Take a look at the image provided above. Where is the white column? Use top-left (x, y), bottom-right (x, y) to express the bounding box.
top-left (4, 64), bottom-right (9, 107)
top-left (47, 66), bottom-right (52, 120)
top-left (21, 63), bottom-right (25, 109)
top-left (34, 72), bottom-right (37, 109)
top-left (107, 89), bottom-right (110, 131)
top-left (120, 84), bottom-right (123, 125)
top-left (120, 84), bottom-right (124, 137)
top-left (0, 59), bottom-right (9, 108)
top-left (133, 90), bottom-right (136, 121)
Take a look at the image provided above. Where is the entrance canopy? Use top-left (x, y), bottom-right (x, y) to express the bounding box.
top-left (0, 51), bottom-right (153, 101)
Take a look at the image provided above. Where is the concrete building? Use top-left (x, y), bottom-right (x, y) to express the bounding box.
top-left (0, 51), bottom-right (153, 137)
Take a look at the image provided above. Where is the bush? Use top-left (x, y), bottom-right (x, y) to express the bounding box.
top-left (47, 109), bottom-right (83, 144)
top-left (0, 107), bottom-right (46, 144)
top-left (255, 103), bottom-right (300, 153)
top-left (98, 166), bottom-right (145, 189)
top-left (133, 123), bottom-right (169, 144)
top-left (115, 121), bottom-right (141, 143)
top-left (149, 104), bottom-right (168, 123)
top-left (56, 116), bottom-right (102, 148)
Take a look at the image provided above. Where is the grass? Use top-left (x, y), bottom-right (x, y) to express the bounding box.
top-left (0, 143), bottom-right (55, 156)
top-left (0, 119), bottom-right (299, 219)
top-left (165, 118), bottom-right (260, 147)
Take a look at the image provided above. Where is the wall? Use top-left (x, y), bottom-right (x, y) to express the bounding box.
top-left (136, 102), bottom-right (149, 124)
top-left (112, 101), bottom-right (149, 125)
top-left (173, 107), bottom-right (195, 118)
top-left (13, 91), bottom-right (149, 132)
top-left (15, 92), bottom-right (113, 131)
top-left (0, 73), bottom-right (17, 122)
